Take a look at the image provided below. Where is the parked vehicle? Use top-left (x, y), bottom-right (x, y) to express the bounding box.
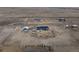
top-left (36, 26), bottom-right (49, 31)
top-left (57, 17), bottom-right (66, 22)
top-left (21, 26), bottom-right (29, 32)
top-left (65, 24), bottom-right (78, 29)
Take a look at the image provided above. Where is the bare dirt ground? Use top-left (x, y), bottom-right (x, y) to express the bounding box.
top-left (0, 7), bottom-right (79, 52)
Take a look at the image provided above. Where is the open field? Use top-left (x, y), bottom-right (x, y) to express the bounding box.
top-left (0, 7), bottom-right (79, 52)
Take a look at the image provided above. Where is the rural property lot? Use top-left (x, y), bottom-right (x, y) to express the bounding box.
top-left (0, 7), bottom-right (79, 52)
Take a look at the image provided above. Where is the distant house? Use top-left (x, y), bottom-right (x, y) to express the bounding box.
top-left (27, 18), bottom-right (50, 25)
top-left (33, 18), bottom-right (41, 22)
